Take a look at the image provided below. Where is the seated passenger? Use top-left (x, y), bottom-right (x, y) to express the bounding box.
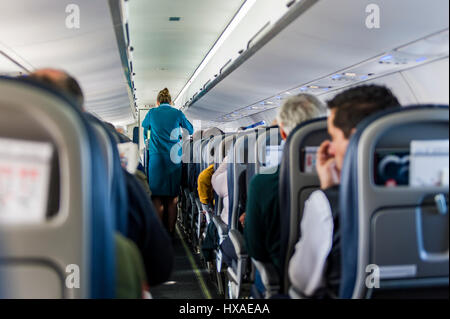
top-left (198, 163), bottom-right (215, 210)
top-left (211, 154), bottom-right (240, 267)
top-left (198, 163), bottom-right (217, 262)
top-left (211, 155), bottom-right (229, 225)
top-left (198, 132), bottom-right (224, 214)
top-left (115, 233), bottom-right (149, 299)
top-left (27, 68), bottom-right (84, 110)
top-left (244, 94), bottom-right (326, 292)
top-left (288, 85), bottom-right (400, 298)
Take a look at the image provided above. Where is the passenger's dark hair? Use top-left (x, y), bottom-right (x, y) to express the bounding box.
top-left (28, 71), bottom-right (84, 109)
top-left (327, 84), bottom-right (400, 138)
top-left (157, 88), bottom-right (172, 104)
top-left (64, 75), bottom-right (84, 108)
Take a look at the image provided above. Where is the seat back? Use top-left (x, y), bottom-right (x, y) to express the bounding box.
top-left (340, 105), bottom-right (449, 299)
top-left (0, 77), bottom-right (115, 298)
top-left (228, 130), bottom-right (259, 230)
top-left (132, 127), bottom-right (139, 145)
top-left (201, 139), bottom-right (210, 171)
top-left (181, 138), bottom-right (192, 190)
top-left (255, 126), bottom-right (282, 176)
top-left (192, 138), bottom-right (204, 193)
top-left (86, 114), bottom-right (128, 236)
top-left (206, 135), bottom-right (225, 167)
top-left (279, 117), bottom-right (329, 293)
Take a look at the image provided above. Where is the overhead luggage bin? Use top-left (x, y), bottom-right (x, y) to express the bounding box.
top-left (184, 0), bottom-right (449, 123)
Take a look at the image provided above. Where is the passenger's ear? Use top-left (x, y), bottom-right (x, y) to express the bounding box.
top-left (280, 126), bottom-right (287, 141)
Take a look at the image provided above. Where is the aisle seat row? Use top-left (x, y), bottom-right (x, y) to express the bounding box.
top-left (0, 76), bottom-right (173, 298)
top-left (178, 104), bottom-right (449, 299)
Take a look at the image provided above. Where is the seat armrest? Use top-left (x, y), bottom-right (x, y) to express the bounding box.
top-left (195, 197), bottom-right (203, 213)
top-left (228, 229), bottom-right (247, 256)
top-left (212, 215), bottom-right (228, 237)
top-left (289, 286), bottom-right (306, 299)
top-left (251, 258), bottom-right (280, 298)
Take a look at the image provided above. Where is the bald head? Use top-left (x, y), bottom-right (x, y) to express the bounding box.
top-left (28, 68), bottom-right (84, 110)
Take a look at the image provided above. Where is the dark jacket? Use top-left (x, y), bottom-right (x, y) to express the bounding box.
top-left (124, 171), bottom-right (174, 286)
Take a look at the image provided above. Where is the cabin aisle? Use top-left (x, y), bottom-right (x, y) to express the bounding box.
top-left (150, 226), bottom-right (220, 299)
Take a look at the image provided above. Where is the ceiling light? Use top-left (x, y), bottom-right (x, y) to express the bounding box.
top-left (174, 0), bottom-right (258, 107)
top-left (344, 72), bottom-right (356, 77)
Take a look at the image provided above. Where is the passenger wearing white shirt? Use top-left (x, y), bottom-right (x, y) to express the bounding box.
top-left (288, 85), bottom-right (400, 298)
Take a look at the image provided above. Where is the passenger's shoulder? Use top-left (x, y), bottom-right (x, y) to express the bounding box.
top-left (304, 190), bottom-right (333, 220)
top-left (249, 170), bottom-right (278, 191)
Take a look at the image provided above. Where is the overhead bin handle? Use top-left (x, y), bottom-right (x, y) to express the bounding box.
top-left (203, 79), bottom-right (211, 90)
top-left (219, 59), bottom-right (232, 75)
top-left (286, 0), bottom-right (296, 8)
top-left (434, 193), bottom-right (448, 215)
top-left (247, 21), bottom-right (271, 50)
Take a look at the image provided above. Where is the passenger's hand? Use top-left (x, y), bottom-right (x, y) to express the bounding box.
top-left (316, 140), bottom-right (339, 189)
top-left (239, 212), bottom-right (246, 227)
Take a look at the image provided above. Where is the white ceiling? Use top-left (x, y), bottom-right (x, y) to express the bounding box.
top-left (186, 0), bottom-right (449, 122)
top-left (127, 0), bottom-right (245, 108)
top-left (0, 0), bottom-right (135, 125)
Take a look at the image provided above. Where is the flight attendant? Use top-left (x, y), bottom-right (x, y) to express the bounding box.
top-left (142, 88), bottom-right (194, 236)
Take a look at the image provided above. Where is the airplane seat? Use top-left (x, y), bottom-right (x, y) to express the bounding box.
top-left (206, 134), bottom-right (236, 295)
top-left (276, 117), bottom-right (329, 297)
top-left (190, 138), bottom-right (208, 247)
top-left (0, 76), bottom-right (115, 298)
top-left (132, 126), bottom-right (139, 145)
top-left (211, 134), bottom-right (236, 251)
top-left (202, 135), bottom-right (225, 225)
top-left (180, 138), bottom-right (193, 232)
top-left (254, 126), bottom-right (282, 176)
top-left (339, 105), bottom-right (449, 299)
top-left (224, 130), bottom-right (259, 298)
top-left (187, 138), bottom-right (203, 239)
top-left (85, 114), bottom-right (128, 237)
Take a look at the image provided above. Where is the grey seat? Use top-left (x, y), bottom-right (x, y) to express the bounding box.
top-left (339, 105), bottom-right (449, 299)
top-left (279, 118), bottom-right (329, 295)
top-left (255, 126), bottom-right (283, 175)
top-left (250, 118), bottom-right (328, 298)
top-left (0, 77), bottom-right (115, 298)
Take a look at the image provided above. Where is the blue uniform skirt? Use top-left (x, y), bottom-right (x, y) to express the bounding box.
top-left (148, 152), bottom-right (181, 197)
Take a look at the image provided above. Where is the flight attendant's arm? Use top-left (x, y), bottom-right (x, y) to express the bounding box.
top-left (179, 112), bottom-right (194, 135)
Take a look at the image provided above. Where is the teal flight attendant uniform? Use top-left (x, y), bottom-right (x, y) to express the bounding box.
top-left (142, 103), bottom-right (194, 196)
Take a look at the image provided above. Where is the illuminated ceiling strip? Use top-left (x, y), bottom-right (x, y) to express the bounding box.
top-left (174, 0), bottom-right (258, 107)
top-left (0, 50), bottom-right (32, 73)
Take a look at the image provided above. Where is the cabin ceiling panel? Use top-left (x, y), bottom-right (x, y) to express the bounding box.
top-left (128, 0), bottom-right (245, 107)
top-left (0, 0), bottom-right (135, 125)
top-left (188, 0), bottom-right (449, 122)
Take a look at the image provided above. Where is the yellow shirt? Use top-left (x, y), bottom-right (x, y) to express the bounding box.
top-left (197, 164), bottom-right (215, 204)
